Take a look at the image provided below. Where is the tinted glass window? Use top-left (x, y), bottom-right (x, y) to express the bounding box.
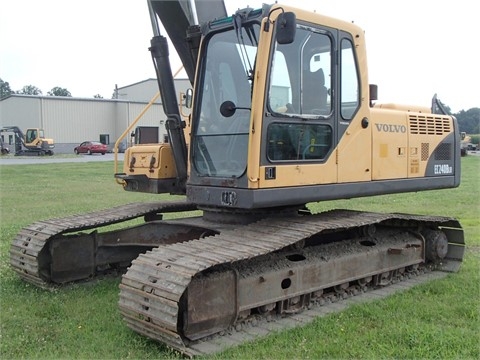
top-left (193, 25), bottom-right (259, 177)
top-left (268, 27), bottom-right (332, 117)
top-left (266, 26), bottom-right (333, 163)
top-left (267, 123), bottom-right (332, 161)
top-left (340, 39), bottom-right (359, 120)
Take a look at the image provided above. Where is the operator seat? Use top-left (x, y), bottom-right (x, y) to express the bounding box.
top-left (302, 68), bottom-right (328, 114)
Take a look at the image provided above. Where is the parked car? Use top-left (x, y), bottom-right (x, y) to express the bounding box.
top-left (74, 141), bottom-right (107, 155)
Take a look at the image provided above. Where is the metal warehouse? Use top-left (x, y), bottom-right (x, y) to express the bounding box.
top-left (0, 78), bottom-right (190, 154)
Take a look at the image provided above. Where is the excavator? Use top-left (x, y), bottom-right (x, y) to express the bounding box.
top-left (10, 0), bottom-right (465, 356)
top-left (0, 126), bottom-right (54, 155)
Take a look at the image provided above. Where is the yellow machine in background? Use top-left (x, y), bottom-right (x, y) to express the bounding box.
top-left (0, 126), bottom-right (54, 156)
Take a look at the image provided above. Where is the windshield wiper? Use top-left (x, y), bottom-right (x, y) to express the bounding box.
top-left (233, 13), bottom-right (256, 81)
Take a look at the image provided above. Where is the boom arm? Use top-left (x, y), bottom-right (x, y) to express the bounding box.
top-left (146, 0), bottom-right (227, 194)
top-left (149, 35), bottom-right (189, 192)
top-left (148, 0), bottom-right (227, 84)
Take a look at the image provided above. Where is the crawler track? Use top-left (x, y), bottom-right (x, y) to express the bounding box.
top-left (9, 201), bottom-right (198, 288)
top-left (9, 204), bottom-right (465, 355)
top-left (118, 210), bottom-right (464, 356)
top-left (176, 270), bottom-right (449, 357)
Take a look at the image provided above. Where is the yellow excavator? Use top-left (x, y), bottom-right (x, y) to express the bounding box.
top-left (0, 126), bottom-right (54, 156)
top-left (10, 1), bottom-right (465, 356)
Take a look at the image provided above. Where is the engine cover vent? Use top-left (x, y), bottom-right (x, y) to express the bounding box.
top-left (409, 115), bottom-right (452, 135)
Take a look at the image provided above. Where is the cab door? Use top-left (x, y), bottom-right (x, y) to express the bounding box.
top-left (257, 24), bottom-right (338, 189)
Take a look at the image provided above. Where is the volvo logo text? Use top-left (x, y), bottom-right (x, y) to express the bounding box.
top-left (375, 123), bottom-right (407, 133)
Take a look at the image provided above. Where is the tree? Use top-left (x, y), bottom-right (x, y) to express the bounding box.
top-left (93, 94), bottom-right (103, 99)
top-left (0, 78), bottom-right (14, 98)
top-left (47, 87), bottom-right (72, 97)
top-left (454, 108), bottom-right (480, 134)
top-left (17, 84), bottom-right (42, 95)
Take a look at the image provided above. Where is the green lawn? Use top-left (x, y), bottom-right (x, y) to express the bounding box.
top-left (0, 157), bottom-right (479, 359)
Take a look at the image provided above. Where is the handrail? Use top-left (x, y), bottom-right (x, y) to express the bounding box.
top-left (114, 66), bottom-right (184, 185)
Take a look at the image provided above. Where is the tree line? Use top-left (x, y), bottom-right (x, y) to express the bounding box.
top-left (455, 108), bottom-right (479, 135)
top-left (0, 78), bottom-right (103, 99)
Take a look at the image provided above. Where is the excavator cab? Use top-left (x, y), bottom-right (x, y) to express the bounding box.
top-left (119, 2), bottom-right (460, 213)
top-left (25, 128), bottom-right (39, 145)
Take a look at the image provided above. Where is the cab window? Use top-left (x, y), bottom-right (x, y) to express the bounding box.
top-left (266, 26), bottom-right (333, 162)
top-left (268, 27), bottom-right (331, 117)
top-left (340, 39), bottom-right (359, 120)
top-left (267, 123), bottom-right (332, 161)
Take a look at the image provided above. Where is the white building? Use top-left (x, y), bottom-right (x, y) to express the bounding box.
top-left (0, 78), bottom-right (192, 154)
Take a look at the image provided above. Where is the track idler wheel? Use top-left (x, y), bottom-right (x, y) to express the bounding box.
top-left (423, 229), bottom-right (449, 262)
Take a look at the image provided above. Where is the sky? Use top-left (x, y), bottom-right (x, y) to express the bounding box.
top-left (1, 0), bottom-right (478, 112)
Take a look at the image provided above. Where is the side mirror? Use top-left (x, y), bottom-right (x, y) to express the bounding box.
top-left (220, 100), bottom-right (251, 117)
top-left (185, 88), bottom-right (193, 109)
top-left (369, 84), bottom-right (378, 102)
top-left (220, 101), bottom-right (237, 118)
top-left (275, 12), bottom-right (296, 44)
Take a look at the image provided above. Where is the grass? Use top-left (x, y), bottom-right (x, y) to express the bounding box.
top-left (0, 157), bottom-right (479, 359)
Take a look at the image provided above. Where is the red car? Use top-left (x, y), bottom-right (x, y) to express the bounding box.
top-left (74, 141), bottom-right (107, 155)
